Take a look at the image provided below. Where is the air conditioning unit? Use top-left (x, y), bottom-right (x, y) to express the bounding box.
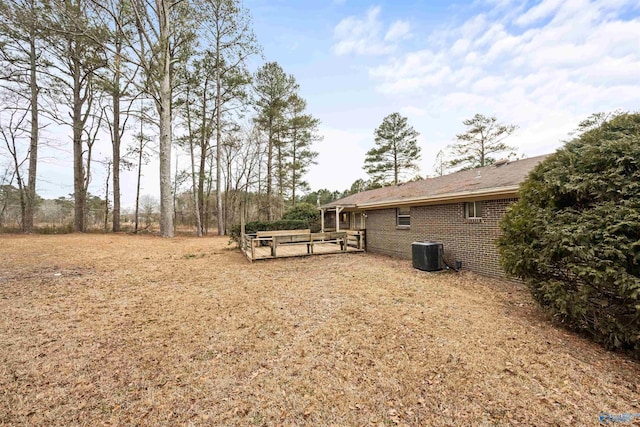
top-left (412, 241), bottom-right (444, 271)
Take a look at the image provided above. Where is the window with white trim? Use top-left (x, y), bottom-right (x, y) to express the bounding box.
top-left (396, 207), bottom-right (411, 227)
top-left (465, 201), bottom-right (482, 219)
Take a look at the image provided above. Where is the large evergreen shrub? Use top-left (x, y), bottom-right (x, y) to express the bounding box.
top-left (282, 202), bottom-right (320, 223)
top-left (499, 112), bottom-right (640, 358)
top-left (229, 219), bottom-right (318, 242)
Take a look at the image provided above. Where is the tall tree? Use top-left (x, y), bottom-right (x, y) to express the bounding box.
top-left (447, 113), bottom-right (518, 171)
top-left (175, 80), bottom-right (203, 235)
top-left (0, 0), bottom-right (47, 232)
top-left (176, 50), bottom-right (253, 236)
top-left (126, 98), bottom-right (155, 234)
top-left (199, 0), bottom-right (260, 236)
top-left (285, 94), bottom-right (320, 205)
top-left (117, 0), bottom-right (196, 237)
top-left (95, 0), bottom-right (140, 233)
top-left (93, 0), bottom-right (197, 236)
top-left (46, 0), bottom-right (106, 232)
top-left (253, 61), bottom-right (297, 220)
top-left (364, 112), bottom-right (421, 186)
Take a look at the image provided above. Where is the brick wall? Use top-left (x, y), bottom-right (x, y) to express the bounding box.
top-left (364, 199), bottom-right (517, 278)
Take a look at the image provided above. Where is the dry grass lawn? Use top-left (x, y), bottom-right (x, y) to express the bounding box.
top-left (0, 234), bottom-right (638, 426)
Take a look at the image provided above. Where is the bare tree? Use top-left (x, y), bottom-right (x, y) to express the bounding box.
top-left (198, 0), bottom-right (260, 236)
top-left (129, 0), bottom-right (195, 237)
top-left (126, 98), bottom-right (155, 233)
top-left (433, 150), bottom-right (447, 176)
top-left (95, 1), bottom-right (141, 232)
top-left (0, 92), bottom-right (30, 230)
top-left (103, 159), bottom-right (111, 231)
top-left (91, 0), bottom-right (197, 237)
top-left (176, 82), bottom-right (203, 235)
top-left (0, 0), bottom-right (48, 232)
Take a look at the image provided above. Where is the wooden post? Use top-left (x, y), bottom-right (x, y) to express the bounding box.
top-left (320, 208), bottom-right (325, 232)
top-left (240, 200), bottom-right (245, 237)
top-left (335, 206), bottom-right (343, 232)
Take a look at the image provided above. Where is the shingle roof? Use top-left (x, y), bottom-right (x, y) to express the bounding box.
top-left (321, 154), bottom-right (549, 209)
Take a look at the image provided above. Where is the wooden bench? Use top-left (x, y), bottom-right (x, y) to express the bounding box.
top-left (255, 229), bottom-right (312, 256)
top-left (256, 229), bottom-right (311, 238)
top-left (310, 232), bottom-right (347, 253)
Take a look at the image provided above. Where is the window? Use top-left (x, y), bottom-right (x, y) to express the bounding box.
top-left (465, 201), bottom-right (482, 219)
top-left (397, 207), bottom-right (411, 227)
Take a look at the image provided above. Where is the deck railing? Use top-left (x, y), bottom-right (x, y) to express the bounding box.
top-left (241, 230), bottom-right (365, 261)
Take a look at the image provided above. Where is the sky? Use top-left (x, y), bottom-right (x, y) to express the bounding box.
top-left (12, 0), bottom-right (640, 208)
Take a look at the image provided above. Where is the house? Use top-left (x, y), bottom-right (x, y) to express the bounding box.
top-left (319, 155), bottom-right (549, 278)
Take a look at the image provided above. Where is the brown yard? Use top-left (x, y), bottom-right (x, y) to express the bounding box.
top-left (0, 234), bottom-right (638, 426)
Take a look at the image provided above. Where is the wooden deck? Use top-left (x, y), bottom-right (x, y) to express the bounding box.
top-left (240, 230), bottom-right (365, 261)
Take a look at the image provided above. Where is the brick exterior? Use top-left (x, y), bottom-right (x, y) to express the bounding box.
top-left (364, 199), bottom-right (517, 278)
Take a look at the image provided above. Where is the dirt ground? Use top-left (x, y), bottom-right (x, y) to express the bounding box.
top-left (0, 234), bottom-right (638, 426)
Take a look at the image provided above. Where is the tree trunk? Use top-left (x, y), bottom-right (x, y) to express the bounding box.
top-left (104, 163), bottom-right (110, 231)
top-left (190, 142), bottom-right (202, 236)
top-left (291, 128), bottom-right (297, 206)
top-left (198, 77), bottom-right (208, 234)
top-left (173, 154), bottom-right (178, 229)
top-left (266, 118), bottom-right (273, 221)
top-left (185, 86), bottom-right (202, 237)
top-left (25, 29), bottom-right (38, 233)
top-left (10, 144), bottom-right (26, 230)
top-left (72, 55), bottom-right (86, 232)
top-left (215, 28), bottom-right (224, 236)
top-left (158, 1), bottom-right (174, 237)
top-left (111, 43), bottom-right (122, 232)
top-left (134, 137), bottom-right (143, 233)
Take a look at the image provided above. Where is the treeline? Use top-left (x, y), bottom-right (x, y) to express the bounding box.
top-left (0, 186), bottom-right (161, 232)
top-left (0, 0), bottom-right (320, 236)
top-left (0, 187), bottom-right (108, 232)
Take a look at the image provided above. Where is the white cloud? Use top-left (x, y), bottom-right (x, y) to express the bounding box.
top-left (332, 7), bottom-right (412, 56)
top-left (351, 0), bottom-right (640, 176)
top-left (384, 20), bottom-right (412, 41)
top-left (516, 0), bottom-right (563, 27)
top-left (450, 39), bottom-right (470, 56)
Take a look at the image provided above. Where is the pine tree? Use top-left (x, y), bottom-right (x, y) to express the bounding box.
top-left (364, 112), bottom-right (421, 186)
top-left (253, 62), bottom-right (298, 220)
top-left (285, 94), bottom-right (320, 205)
top-left (447, 113), bottom-right (517, 171)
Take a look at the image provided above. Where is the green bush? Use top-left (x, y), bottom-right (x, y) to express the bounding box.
top-left (282, 202), bottom-right (320, 223)
top-left (498, 112), bottom-right (640, 358)
top-left (230, 204), bottom-right (323, 243)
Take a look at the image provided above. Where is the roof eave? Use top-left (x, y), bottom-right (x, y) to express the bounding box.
top-left (355, 185), bottom-right (521, 209)
top-left (318, 203), bottom-right (357, 210)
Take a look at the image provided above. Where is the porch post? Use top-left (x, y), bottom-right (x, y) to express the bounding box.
top-left (336, 206), bottom-right (343, 232)
top-left (320, 208), bottom-right (325, 232)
